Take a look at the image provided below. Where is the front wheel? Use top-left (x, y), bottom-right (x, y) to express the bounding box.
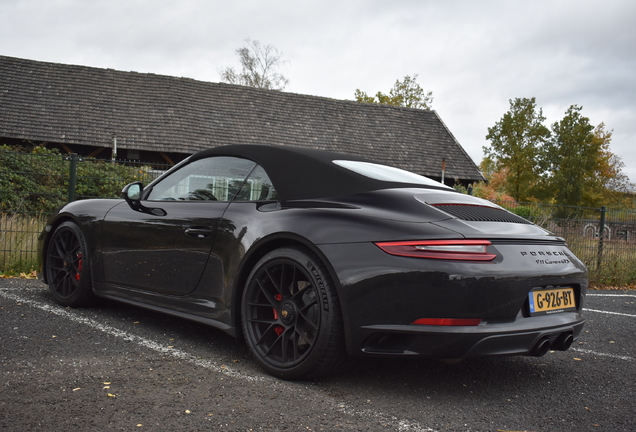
top-left (45, 221), bottom-right (95, 307)
top-left (241, 247), bottom-right (349, 380)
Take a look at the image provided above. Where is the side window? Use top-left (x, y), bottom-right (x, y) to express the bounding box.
top-left (146, 157), bottom-right (257, 202)
top-left (234, 165), bottom-right (279, 202)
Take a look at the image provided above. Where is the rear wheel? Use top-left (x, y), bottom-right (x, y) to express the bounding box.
top-left (45, 221), bottom-right (95, 307)
top-left (241, 247), bottom-right (348, 380)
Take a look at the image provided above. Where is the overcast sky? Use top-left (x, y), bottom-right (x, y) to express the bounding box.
top-left (2, 0), bottom-right (635, 184)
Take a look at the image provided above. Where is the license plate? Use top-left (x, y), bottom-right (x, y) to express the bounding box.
top-left (528, 287), bottom-right (576, 316)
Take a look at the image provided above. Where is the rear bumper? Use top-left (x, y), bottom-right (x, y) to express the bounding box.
top-left (318, 241), bottom-right (588, 359)
top-left (356, 312), bottom-right (585, 358)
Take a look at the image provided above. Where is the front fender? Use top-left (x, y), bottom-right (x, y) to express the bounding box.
top-left (38, 199), bottom-right (122, 283)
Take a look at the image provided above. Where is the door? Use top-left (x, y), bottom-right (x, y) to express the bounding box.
top-left (100, 156), bottom-right (258, 295)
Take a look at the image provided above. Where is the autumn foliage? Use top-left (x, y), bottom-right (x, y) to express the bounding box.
top-left (481, 99), bottom-right (634, 208)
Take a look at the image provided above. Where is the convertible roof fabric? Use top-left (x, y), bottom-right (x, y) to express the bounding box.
top-left (190, 144), bottom-right (446, 202)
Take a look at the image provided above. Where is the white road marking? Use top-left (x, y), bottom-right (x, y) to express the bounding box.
top-left (571, 348), bottom-right (634, 362)
top-left (577, 294), bottom-right (635, 361)
top-left (583, 308), bottom-right (636, 318)
top-left (0, 288), bottom-right (434, 432)
top-left (0, 289), bottom-right (262, 381)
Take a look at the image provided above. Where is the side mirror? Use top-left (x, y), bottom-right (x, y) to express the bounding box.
top-left (122, 181), bottom-right (144, 209)
top-left (121, 182), bottom-right (166, 216)
top-left (124, 182), bottom-right (142, 201)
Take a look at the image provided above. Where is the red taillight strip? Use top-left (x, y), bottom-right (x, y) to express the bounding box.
top-left (374, 240), bottom-right (496, 261)
top-left (431, 203), bottom-right (493, 208)
top-left (412, 318), bottom-right (482, 326)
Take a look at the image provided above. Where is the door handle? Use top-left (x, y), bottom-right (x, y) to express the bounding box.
top-left (184, 227), bottom-right (213, 238)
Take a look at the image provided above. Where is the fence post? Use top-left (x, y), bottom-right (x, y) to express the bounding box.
top-left (67, 153), bottom-right (78, 202)
top-left (596, 206), bottom-right (607, 271)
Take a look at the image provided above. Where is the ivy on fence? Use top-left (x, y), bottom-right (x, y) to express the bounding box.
top-left (0, 145), bottom-right (170, 274)
top-left (1, 145), bottom-right (162, 214)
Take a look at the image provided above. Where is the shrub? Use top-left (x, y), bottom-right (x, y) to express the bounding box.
top-left (0, 145), bottom-right (157, 214)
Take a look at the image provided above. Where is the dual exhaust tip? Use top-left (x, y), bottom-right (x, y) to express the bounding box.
top-left (529, 332), bottom-right (574, 357)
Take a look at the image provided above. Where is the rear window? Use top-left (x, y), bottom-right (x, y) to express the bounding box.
top-left (332, 160), bottom-right (451, 189)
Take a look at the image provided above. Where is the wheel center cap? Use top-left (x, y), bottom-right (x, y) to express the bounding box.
top-left (280, 301), bottom-right (296, 324)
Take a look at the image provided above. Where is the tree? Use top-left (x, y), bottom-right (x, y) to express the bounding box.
top-left (484, 97), bottom-right (550, 202)
top-left (589, 125), bottom-right (634, 206)
top-left (483, 100), bottom-right (634, 208)
top-left (471, 158), bottom-right (517, 203)
top-left (539, 108), bottom-right (633, 207)
top-left (219, 39), bottom-right (289, 90)
top-left (354, 75), bottom-right (433, 110)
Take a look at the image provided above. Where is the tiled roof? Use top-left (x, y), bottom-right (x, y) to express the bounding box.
top-left (0, 55), bottom-right (484, 181)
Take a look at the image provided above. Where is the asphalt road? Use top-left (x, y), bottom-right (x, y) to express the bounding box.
top-left (1, 279), bottom-right (634, 432)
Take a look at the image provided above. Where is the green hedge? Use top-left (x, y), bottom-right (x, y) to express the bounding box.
top-left (0, 145), bottom-right (158, 214)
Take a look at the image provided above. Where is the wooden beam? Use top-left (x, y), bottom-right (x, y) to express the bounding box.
top-left (59, 143), bottom-right (73, 154)
top-left (160, 152), bottom-right (175, 165)
top-left (88, 147), bottom-right (106, 157)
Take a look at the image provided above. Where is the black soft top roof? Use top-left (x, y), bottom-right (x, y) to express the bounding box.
top-left (189, 144), bottom-right (446, 201)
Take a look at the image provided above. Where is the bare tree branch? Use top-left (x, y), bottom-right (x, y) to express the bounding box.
top-left (219, 39), bottom-right (289, 91)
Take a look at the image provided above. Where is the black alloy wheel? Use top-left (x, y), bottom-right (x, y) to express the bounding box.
top-left (242, 247), bottom-right (348, 380)
top-left (45, 221), bottom-right (95, 307)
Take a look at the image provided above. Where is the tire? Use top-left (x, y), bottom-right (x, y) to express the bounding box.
top-left (45, 221), bottom-right (96, 307)
top-left (241, 247), bottom-right (349, 380)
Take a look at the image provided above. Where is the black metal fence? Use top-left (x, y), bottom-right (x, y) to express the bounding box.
top-left (1, 149), bottom-right (170, 273)
top-left (492, 201), bottom-right (636, 285)
top-left (2, 149), bottom-right (635, 285)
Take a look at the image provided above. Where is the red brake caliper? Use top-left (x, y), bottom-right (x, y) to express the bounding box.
top-left (75, 253), bottom-right (83, 281)
top-left (273, 293), bottom-right (284, 336)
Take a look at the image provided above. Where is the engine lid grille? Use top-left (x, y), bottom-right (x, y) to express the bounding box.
top-left (433, 204), bottom-right (532, 224)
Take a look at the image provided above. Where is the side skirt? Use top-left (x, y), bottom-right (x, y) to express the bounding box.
top-left (92, 282), bottom-right (236, 337)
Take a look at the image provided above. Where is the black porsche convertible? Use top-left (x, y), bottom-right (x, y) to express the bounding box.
top-left (39, 144), bottom-right (587, 379)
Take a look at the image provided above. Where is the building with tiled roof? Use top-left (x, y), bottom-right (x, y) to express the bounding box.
top-left (0, 55), bottom-right (484, 184)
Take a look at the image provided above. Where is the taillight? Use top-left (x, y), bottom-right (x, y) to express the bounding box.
top-left (412, 318), bottom-right (482, 326)
top-left (375, 240), bottom-right (496, 261)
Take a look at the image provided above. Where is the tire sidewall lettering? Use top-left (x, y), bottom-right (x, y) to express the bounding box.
top-left (306, 259), bottom-right (329, 312)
